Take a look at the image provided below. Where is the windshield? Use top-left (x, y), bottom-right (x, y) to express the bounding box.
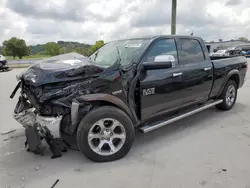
top-left (89, 39), bottom-right (150, 66)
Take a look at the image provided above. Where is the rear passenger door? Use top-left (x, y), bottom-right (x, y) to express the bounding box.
top-left (176, 38), bottom-right (213, 103)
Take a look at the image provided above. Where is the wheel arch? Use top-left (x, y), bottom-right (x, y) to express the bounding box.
top-left (217, 69), bottom-right (241, 98)
top-left (70, 94), bottom-right (138, 133)
top-left (229, 74), bottom-right (240, 88)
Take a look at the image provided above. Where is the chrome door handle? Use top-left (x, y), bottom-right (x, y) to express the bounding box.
top-left (204, 67), bottom-right (212, 71)
top-left (173, 72), bottom-right (183, 77)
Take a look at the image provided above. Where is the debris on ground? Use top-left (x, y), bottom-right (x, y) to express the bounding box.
top-left (74, 168), bottom-right (81, 172)
top-left (2, 134), bottom-right (25, 142)
top-left (35, 166), bottom-right (40, 171)
top-left (199, 180), bottom-right (207, 186)
top-left (20, 177), bottom-right (25, 181)
top-left (11, 134), bottom-right (25, 139)
top-left (217, 168), bottom-right (227, 173)
top-left (51, 179), bottom-right (59, 188)
top-left (20, 185), bottom-right (25, 188)
top-left (1, 129), bottom-right (16, 135)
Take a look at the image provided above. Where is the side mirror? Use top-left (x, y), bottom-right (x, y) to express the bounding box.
top-left (143, 55), bottom-right (176, 70)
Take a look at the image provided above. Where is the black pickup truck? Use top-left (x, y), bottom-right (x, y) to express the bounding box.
top-left (11, 35), bottom-right (247, 162)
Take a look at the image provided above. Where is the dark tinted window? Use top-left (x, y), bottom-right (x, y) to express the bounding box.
top-left (178, 39), bottom-right (205, 63)
top-left (144, 39), bottom-right (178, 63)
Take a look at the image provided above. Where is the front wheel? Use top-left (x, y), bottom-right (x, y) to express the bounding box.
top-left (76, 106), bottom-right (135, 162)
top-left (216, 80), bottom-right (237, 111)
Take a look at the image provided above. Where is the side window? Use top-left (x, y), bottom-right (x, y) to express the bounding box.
top-left (178, 39), bottom-right (205, 63)
top-left (144, 39), bottom-right (178, 63)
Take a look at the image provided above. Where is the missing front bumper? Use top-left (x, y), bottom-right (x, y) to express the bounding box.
top-left (13, 108), bottom-right (62, 138)
top-left (13, 108), bottom-right (66, 158)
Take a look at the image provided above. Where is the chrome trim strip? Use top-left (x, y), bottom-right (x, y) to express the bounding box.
top-left (140, 100), bottom-right (223, 133)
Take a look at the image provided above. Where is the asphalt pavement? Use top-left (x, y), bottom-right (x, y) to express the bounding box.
top-left (0, 62), bottom-right (250, 188)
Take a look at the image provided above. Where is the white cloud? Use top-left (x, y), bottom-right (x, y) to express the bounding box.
top-left (0, 0), bottom-right (250, 45)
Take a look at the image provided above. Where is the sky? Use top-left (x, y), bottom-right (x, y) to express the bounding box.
top-left (0, 0), bottom-right (250, 45)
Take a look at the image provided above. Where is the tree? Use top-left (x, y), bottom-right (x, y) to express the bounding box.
top-left (1, 47), bottom-right (8, 56)
top-left (238, 37), bottom-right (248, 42)
top-left (87, 40), bottom-right (104, 56)
top-left (74, 47), bottom-right (90, 56)
top-left (60, 47), bottom-right (66, 54)
top-left (219, 39), bottom-right (223, 42)
top-left (16, 39), bottom-right (31, 59)
top-left (2, 37), bottom-right (30, 59)
top-left (45, 42), bottom-right (60, 56)
top-left (91, 40), bottom-right (104, 51)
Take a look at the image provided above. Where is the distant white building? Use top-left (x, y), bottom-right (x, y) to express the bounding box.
top-left (205, 40), bottom-right (250, 53)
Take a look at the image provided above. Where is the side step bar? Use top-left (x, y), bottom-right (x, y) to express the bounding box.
top-left (140, 100), bottom-right (223, 133)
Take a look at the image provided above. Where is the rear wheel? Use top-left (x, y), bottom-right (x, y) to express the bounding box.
top-left (216, 80), bottom-right (237, 111)
top-left (76, 106), bottom-right (135, 162)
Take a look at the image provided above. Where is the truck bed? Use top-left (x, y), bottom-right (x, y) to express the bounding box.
top-left (209, 56), bottom-right (247, 98)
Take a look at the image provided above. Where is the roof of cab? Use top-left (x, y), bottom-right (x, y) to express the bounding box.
top-left (111, 35), bottom-right (202, 42)
top-left (105, 35), bottom-right (204, 46)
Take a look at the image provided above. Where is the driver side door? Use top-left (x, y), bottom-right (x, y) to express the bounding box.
top-left (140, 38), bottom-right (188, 120)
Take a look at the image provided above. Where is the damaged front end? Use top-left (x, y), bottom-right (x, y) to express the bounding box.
top-left (10, 54), bottom-right (107, 158)
top-left (13, 96), bottom-right (66, 158)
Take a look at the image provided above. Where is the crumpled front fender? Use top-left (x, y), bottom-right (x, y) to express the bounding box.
top-left (69, 93), bottom-right (138, 134)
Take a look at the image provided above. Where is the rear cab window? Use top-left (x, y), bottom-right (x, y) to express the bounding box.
top-left (177, 38), bottom-right (205, 64)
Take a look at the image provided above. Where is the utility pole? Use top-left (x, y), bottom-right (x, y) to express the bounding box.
top-left (171, 0), bottom-right (177, 35)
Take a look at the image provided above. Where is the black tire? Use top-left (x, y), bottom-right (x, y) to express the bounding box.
top-left (216, 80), bottom-right (237, 111)
top-left (76, 106), bottom-right (135, 162)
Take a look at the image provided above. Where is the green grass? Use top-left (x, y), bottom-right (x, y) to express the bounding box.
top-left (6, 54), bottom-right (51, 60)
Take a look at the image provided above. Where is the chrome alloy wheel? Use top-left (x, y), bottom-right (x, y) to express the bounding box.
top-left (226, 85), bottom-right (236, 106)
top-left (87, 118), bottom-right (126, 156)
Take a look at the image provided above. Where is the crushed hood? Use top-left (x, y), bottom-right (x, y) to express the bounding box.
top-left (18, 53), bottom-right (106, 86)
